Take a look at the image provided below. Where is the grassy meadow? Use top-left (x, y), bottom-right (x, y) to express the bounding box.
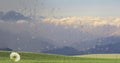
top-left (0, 51), bottom-right (120, 63)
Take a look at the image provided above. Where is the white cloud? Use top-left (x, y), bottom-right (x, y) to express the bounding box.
top-left (42, 16), bottom-right (120, 28)
top-left (16, 20), bottom-right (28, 24)
top-left (93, 20), bottom-right (108, 27)
top-left (0, 16), bottom-right (119, 39)
top-left (111, 18), bottom-right (120, 27)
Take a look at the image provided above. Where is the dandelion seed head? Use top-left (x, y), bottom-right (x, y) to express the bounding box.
top-left (10, 52), bottom-right (20, 62)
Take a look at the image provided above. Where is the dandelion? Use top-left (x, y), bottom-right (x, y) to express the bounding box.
top-left (10, 52), bottom-right (20, 62)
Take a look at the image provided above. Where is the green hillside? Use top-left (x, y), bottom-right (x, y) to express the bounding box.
top-left (75, 54), bottom-right (120, 59)
top-left (0, 51), bottom-right (120, 63)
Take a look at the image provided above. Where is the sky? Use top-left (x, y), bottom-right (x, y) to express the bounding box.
top-left (0, 0), bottom-right (120, 17)
top-left (0, 0), bottom-right (120, 52)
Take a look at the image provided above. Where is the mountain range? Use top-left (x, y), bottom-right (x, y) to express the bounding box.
top-left (43, 35), bottom-right (120, 55)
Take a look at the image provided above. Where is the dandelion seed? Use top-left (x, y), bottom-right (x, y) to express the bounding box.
top-left (10, 52), bottom-right (20, 62)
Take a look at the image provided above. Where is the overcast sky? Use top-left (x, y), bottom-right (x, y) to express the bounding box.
top-left (0, 0), bottom-right (120, 17)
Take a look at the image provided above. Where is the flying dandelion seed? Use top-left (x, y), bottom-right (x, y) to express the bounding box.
top-left (10, 52), bottom-right (21, 62)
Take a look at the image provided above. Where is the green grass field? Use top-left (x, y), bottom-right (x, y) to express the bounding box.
top-left (0, 51), bottom-right (120, 63)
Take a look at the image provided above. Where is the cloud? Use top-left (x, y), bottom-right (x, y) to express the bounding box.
top-left (93, 20), bottom-right (108, 27)
top-left (42, 16), bottom-right (120, 28)
top-left (0, 11), bottom-right (31, 21)
top-left (43, 16), bottom-right (81, 26)
top-left (111, 18), bottom-right (120, 27)
top-left (0, 11), bottom-right (4, 19)
top-left (16, 20), bottom-right (29, 24)
top-left (111, 30), bottom-right (120, 36)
